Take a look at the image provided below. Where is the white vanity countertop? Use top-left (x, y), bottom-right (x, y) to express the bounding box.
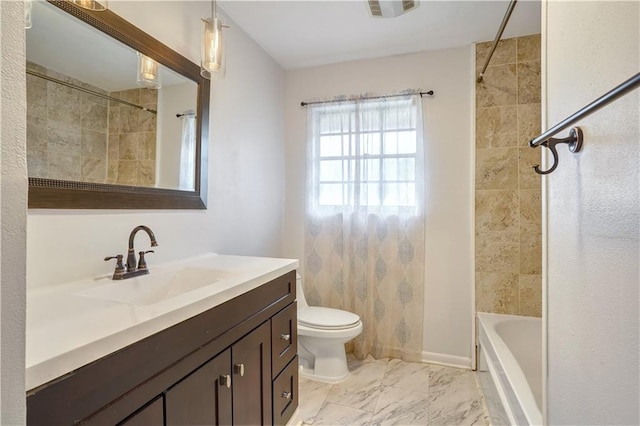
top-left (26, 253), bottom-right (298, 391)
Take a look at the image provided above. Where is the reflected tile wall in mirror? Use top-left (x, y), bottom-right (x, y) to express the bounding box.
top-left (26, 61), bottom-right (158, 187)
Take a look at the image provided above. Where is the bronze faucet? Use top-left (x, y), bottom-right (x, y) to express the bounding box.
top-left (105, 225), bottom-right (159, 280)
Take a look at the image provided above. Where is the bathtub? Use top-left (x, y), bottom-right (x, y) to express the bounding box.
top-left (476, 312), bottom-right (542, 426)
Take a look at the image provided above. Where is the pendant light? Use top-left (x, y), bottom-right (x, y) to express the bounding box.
top-left (200, 0), bottom-right (226, 80)
top-left (137, 52), bottom-right (161, 89)
top-left (71, 0), bottom-right (109, 11)
top-left (24, 0), bottom-right (33, 29)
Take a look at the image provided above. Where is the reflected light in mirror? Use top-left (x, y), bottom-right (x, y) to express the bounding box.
top-left (25, 0), bottom-right (33, 29)
top-left (72, 0), bottom-right (109, 12)
top-left (137, 52), bottom-right (161, 89)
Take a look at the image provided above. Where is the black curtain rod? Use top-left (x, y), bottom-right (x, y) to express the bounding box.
top-left (300, 90), bottom-right (434, 107)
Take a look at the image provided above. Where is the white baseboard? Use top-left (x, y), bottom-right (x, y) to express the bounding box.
top-left (422, 351), bottom-right (472, 370)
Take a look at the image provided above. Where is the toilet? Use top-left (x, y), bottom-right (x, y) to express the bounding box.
top-left (296, 274), bottom-right (363, 383)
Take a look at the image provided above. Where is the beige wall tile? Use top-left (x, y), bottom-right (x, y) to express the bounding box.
top-left (27, 154), bottom-right (48, 179)
top-left (108, 135), bottom-right (119, 160)
top-left (476, 190), bottom-right (519, 233)
top-left (475, 34), bottom-right (542, 317)
top-left (27, 115), bottom-right (47, 153)
top-left (118, 133), bottom-right (139, 160)
top-left (476, 229), bottom-right (520, 272)
top-left (81, 102), bottom-right (108, 132)
top-left (81, 90), bottom-right (108, 107)
top-left (137, 132), bottom-right (157, 160)
top-left (139, 110), bottom-right (157, 132)
top-left (476, 106), bottom-right (517, 148)
top-left (517, 103), bottom-right (541, 147)
top-left (48, 120), bottom-right (81, 157)
top-left (475, 148), bottom-right (519, 190)
top-left (517, 34), bottom-right (541, 63)
top-left (82, 158), bottom-right (107, 183)
top-left (519, 274), bottom-right (542, 317)
top-left (119, 106), bottom-right (140, 133)
top-left (137, 160), bottom-right (155, 186)
top-left (476, 38), bottom-right (516, 70)
top-left (520, 232), bottom-right (542, 275)
top-left (517, 61), bottom-right (541, 104)
top-left (518, 147), bottom-right (542, 189)
top-left (520, 190), bottom-right (542, 233)
top-left (476, 64), bottom-right (517, 107)
top-left (47, 86), bottom-right (82, 125)
top-left (476, 272), bottom-right (519, 314)
top-left (116, 88), bottom-right (141, 104)
top-left (27, 115), bottom-right (48, 178)
top-left (117, 161), bottom-right (137, 185)
top-left (48, 152), bottom-right (81, 181)
top-left (107, 162), bottom-right (118, 184)
top-left (140, 88), bottom-right (158, 105)
top-left (81, 129), bottom-right (107, 159)
top-left (27, 80), bottom-right (47, 119)
top-left (108, 107), bottom-right (121, 133)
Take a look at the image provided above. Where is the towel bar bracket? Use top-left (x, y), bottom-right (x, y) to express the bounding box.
top-left (532, 126), bottom-right (583, 175)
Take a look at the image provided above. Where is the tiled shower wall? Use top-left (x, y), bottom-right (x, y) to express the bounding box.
top-left (27, 62), bottom-right (109, 183)
top-left (107, 89), bottom-right (157, 186)
top-left (475, 35), bottom-right (542, 317)
top-left (26, 62), bottom-right (157, 187)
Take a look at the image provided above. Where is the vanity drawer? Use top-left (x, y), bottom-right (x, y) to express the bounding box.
top-left (272, 356), bottom-right (298, 426)
top-left (271, 302), bottom-right (297, 377)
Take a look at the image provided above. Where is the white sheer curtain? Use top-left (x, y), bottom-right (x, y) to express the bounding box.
top-left (304, 94), bottom-right (426, 361)
top-left (179, 111), bottom-right (196, 190)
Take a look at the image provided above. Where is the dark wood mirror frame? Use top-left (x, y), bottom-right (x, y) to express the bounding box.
top-left (28, 0), bottom-right (210, 209)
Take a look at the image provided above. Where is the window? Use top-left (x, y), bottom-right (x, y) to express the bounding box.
top-left (309, 97), bottom-right (421, 213)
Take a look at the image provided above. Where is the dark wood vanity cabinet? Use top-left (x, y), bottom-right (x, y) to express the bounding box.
top-left (27, 271), bottom-right (298, 426)
top-left (164, 349), bottom-right (233, 425)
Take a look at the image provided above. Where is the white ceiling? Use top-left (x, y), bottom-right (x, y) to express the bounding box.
top-left (219, 0), bottom-right (542, 69)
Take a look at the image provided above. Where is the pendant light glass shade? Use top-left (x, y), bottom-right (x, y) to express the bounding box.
top-left (71, 0), bottom-right (109, 11)
top-left (200, 16), bottom-right (226, 79)
top-left (136, 52), bottom-right (161, 89)
top-left (24, 0), bottom-right (33, 29)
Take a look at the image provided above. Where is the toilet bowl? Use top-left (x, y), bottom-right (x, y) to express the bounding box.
top-left (296, 274), bottom-right (363, 383)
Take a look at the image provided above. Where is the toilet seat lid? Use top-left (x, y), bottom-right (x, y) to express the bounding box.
top-left (298, 307), bottom-right (361, 330)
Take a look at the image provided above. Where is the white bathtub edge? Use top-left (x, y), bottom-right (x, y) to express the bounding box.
top-left (422, 352), bottom-right (472, 370)
top-left (477, 312), bottom-right (543, 426)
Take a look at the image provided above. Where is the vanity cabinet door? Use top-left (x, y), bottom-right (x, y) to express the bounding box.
top-left (165, 349), bottom-right (232, 426)
top-left (119, 397), bottom-right (164, 426)
top-left (232, 321), bottom-right (272, 425)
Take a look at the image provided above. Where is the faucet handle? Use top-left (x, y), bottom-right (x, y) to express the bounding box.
top-left (137, 250), bottom-right (154, 270)
top-left (104, 254), bottom-right (125, 279)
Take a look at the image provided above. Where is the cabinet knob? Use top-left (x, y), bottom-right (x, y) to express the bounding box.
top-left (219, 374), bottom-right (231, 388)
top-left (281, 391), bottom-right (292, 400)
top-left (279, 333), bottom-right (291, 342)
top-left (234, 363), bottom-right (245, 376)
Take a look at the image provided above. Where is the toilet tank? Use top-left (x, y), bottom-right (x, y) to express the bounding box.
top-left (296, 273), bottom-right (309, 310)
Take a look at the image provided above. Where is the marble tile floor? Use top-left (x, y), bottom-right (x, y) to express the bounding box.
top-left (298, 356), bottom-right (490, 426)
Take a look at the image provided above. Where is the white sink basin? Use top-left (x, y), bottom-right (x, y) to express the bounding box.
top-left (76, 267), bottom-right (222, 306)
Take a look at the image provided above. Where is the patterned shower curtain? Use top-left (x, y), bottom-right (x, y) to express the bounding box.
top-left (304, 94), bottom-right (426, 362)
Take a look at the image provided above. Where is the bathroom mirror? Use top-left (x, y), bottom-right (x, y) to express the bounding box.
top-left (26, 0), bottom-right (209, 209)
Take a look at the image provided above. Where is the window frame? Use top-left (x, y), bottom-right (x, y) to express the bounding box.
top-left (310, 99), bottom-right (420, 213)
